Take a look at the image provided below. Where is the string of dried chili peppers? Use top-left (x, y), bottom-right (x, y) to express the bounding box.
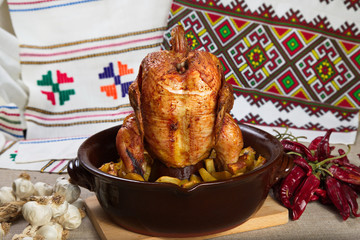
top-left (273, 128), bottom-right (360, 220)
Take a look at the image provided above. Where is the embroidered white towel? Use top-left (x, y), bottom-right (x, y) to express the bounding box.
top-left (0, 140), bottom-right (70, 173)
top-left (15, 136), bottom-right (88, 163)
top-left (0, 27), bottom-right (28, 141)
top-left (8, 0), bottom-right (172, 139)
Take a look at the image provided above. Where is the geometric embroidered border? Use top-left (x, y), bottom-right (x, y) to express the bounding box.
top-left (232, 87), bottom-right (359, 133)
top-left (163, 0), bottom-right (360, 109)
top-left (0, 104), bottom-right (25, 139)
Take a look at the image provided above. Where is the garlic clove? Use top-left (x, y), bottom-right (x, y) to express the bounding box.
top-left (36, 225), bottom-right (58, 240)
top-left (12, 173), bottom-right (35, 200)
top-left (35, 222), bottom-right (66, 240)
top-left (34, 182), bottom-right (53, 197)
top-left (55, 204), bottom-right (82, 230)
top-left (53, 177), bottom-right (80, 204)
top-left (50, 194), bottom-right (69, 218)
top-left (0, 186), bottom-right (16, 204)
top-left (22, 198), bottom-right (52, 227)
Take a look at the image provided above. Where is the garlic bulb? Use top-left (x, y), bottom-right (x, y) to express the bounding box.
top-left (53, 177), bottom-right (80, 204)
top-left (36, 222), bottom-right (68, 240)
top-left (56, 204), bottom-right (82, 230)
top-left (50, 194), bottom-right (68, 218)
top-left (0, 186), bottom-right (16, 204)
top-left (34, 182), bottom-right (53, 196)
top-left (22, 198), bottom-right (52, 226)
top-left (12, 173), bottom-right (35, 200)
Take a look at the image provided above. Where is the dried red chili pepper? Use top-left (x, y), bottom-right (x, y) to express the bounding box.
top-left (309, 188), bottom-right (329, 202)
top-left (337, 149), bottom-right (350, 163)
top-left (316, 129), bottom-right (334, 161)
top-left (310, 194), bottom-right (319, 201)
top-left (291, 174), bottom-right (320, 220)
top-left (349, 183), bottom-right (360, 194)
top-left (308, 136), bottom-right (323, 151)
top-left (293, 155), bottom-right (313, 176)
top-left (328, 164), bottom-right (360, 185)
top-left (342, 184), bottom-right (360, 217)
top-left (331, 161), bottom-right (360, 176)
top-left (314, 188), bottom-right (327, 199)
top-left (279, 165), bottom-right (306, 209)
top-left (281, 139), bottom-right (316, 162)
top-left (274, 128), bottom-right (360, 221)
top-left (325, 176), bottom-right (350, 220)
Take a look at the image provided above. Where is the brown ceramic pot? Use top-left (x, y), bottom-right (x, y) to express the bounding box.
top-left (68, 123), bottom-right (292, 238)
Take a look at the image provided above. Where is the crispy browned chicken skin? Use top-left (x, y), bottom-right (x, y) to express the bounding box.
top-left (116, 25), bottom-right (244, 176)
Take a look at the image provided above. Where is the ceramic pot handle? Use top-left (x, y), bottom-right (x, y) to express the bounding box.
top-left (271, 153), bottom-right (294, 186)
top-left (67, 158), bottom-right (95, 191)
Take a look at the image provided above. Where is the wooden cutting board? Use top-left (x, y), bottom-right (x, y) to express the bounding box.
top-left (85, 195), bottom-right (288, 240)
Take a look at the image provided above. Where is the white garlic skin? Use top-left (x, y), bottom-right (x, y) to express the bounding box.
top-left (0, 186), bottom-right (16, 203)
top-left (36, 222), bottom-right (63, 240)
top-left (22, 201), bottom-right (52, 226)
top-left (56, 204), bottom-right (82, 230)
top-left (34, 182), bottom-right (53, 196)
top-left (53, 177), bottom-right (80, 204)
top-left (12, 177), bottom-right (35, 199)
top-left (51, 200), bottom-right (69, 218)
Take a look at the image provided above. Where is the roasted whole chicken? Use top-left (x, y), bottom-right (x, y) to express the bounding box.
top-left (116, 25), bottom-right (245, 178)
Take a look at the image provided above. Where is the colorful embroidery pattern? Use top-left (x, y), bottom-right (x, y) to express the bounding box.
top-left (0, 105), bottom-right (25, 139)
top-left (168, 0), bottom-right (359, 43)
top-left (344, 0), bottom-right (360, 10)
top-left (7, 0), bottom-right (99, 12)
top-left (19, 28), bottom-right (165, 65)
top-left (37, 70), bottom-right (75, 106)
top-left (163, 1), bottom-right (360, 109)
top-left (99, 61), bottom-right (134, 99)
top-left (10, 151), bottom-right (17, 162)
top-left (162, 0), bottom-right (359, 137)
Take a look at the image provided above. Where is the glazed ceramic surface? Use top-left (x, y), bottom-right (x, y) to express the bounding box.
top-left (68, 124), bottom-right (292, 237)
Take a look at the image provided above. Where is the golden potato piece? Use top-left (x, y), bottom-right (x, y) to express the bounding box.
top-left (199, 168), bottom-right (217, 182)
top-left (241, 147), bottom-right (256, 171)
top-left (99, 162), bottom-right (125, 177)
top-left (181, 180), bottom-right (199, 188)
top-left (190, 174), bottom-right (202, 183)
top-left (124, 173), bottom-right (145, 181)
top-left (227, 160), bottom-right (246, 175)
top-left (99, 162), bottom-right (112, 173)
top-left (143, 164), bottom-right (152, 181)
top-left (211, 171), bottom-right (232, 180)
top-left (155, 176), bottom-right (181, 186)
top-left (254, 155), bottom-right (266, 168)
top-left (204, 158), bottom-right (216, 173)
